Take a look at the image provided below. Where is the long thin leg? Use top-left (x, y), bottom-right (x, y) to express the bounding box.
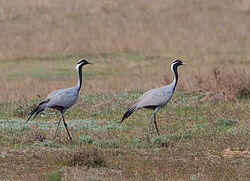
top-left (153, 107), bottom-right (161, 136)
top-left (154, 113), bottom-right (160, 135)
top-left (53, 116), bottom-right (62, 140)
top-left (147, 114), bottom-right (154, 140)
top-left (62, 115), bottom-right (72, 140)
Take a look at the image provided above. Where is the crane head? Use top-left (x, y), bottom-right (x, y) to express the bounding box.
top-left (171, 60), bottom-right (185, 72)
top-left (76, 59), bottom-right (92, 70)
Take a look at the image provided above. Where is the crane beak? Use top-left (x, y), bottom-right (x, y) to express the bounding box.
top-left (182, 62), bottom-right (187, 65)
top-left (88, 62), bottom-right (93, 65)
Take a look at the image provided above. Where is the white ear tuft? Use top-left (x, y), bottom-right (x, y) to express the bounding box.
top-left (171, 62), bottom-right (175, 72)
top-left (76, 64), bottom-right (80, 70)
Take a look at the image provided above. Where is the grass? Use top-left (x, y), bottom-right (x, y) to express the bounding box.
top-left (0, 0), bottom-right (249, 180)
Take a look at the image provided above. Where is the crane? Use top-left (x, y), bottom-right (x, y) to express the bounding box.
top-left (121, 60), bottom-right (185, 139)
top-left (25, 59), bottom-right (92, 140)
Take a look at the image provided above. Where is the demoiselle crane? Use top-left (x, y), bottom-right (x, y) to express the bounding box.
top-left (121, 60), bottom-right (185, 139)
top-left (25, 59), bottom-right (92, 140)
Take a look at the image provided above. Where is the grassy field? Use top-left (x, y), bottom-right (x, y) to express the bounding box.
top-left (0, 0), bottom-right (250, 180)
top-left (0, 55), bottom-right (249, 180)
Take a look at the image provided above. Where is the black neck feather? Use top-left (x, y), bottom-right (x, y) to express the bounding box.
top-left (77, 66), bottom-right (83, 92)
top-left (173, 65), bottom-right (179, 90)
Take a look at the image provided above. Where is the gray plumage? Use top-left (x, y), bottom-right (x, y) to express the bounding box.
top-left (121, 60), bottom-right (185, 139)
top-left (26, 59), bottom-right (92, 140)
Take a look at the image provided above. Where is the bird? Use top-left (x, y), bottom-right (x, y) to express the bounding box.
top-left (121, 60), bottom-right (185, 139)
top-left (25, 59), bottom-right (92, 140)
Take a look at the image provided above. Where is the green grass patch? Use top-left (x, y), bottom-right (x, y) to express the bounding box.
top-left (0, 89), bottom-right (249, 180)
top-left (34, 141), bottom-right (60, 148)
top-left (99, 139), bottom-right (121, 148)
top-left (47, 167), bottom-right (65, 181)
top-left (77, 135), bottom-right (94, 144)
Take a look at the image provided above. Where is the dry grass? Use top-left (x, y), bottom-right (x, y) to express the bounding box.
top-left (192, 67), bottom-right (250, 100)
top-left (0, 0), bottom-right (249, 59)
top-left (0, 55), bottom-right (249, 103)
top-left (0, 0), bottom-right (249, 102)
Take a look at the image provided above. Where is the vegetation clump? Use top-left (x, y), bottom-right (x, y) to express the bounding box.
top-left (151, 136), bottom-right (170, 147)
top-left (69, 148), bottom-right (106, 168)
top-left (194, 68), bottom-right (250, 100)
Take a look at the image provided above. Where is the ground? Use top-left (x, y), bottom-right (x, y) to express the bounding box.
top-left (0, 0), bottom-right (250, 180)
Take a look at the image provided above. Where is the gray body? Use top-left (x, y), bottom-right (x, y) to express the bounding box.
top-left (26, 59), bottom-right (91, 140)
top-left (121, 60), bottom-right (184, 139)
top-left (135, 82), bottom-right (175, 110)
top-left (43, 86), bottom-right (79, 113)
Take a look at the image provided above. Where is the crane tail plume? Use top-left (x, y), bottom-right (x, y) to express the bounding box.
top-left (32, 108), bottom-right (43, 120)
top-left (121, 104), bottom-right (137, 123)
top-left (25, 100), bottom-right (48, 124)
top-left (25, 106), bottom-right (39, 124)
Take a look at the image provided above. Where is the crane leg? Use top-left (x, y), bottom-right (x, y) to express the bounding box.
top-left (153, 107), bottom-right (161, 136)
top-left (147, 114), bottom-right (154, 140)
top-left (62, 115), bottom-right (72, 140)
top-left (53, 116), bottom-right (62, 140)
top-left (154, 113), bottom-right (160, 135)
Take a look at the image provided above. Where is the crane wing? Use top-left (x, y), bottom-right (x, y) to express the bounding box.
top-left (46, 87), bottom-right (79, 109)
top-left (137, 88), bottom-right (173, 108)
